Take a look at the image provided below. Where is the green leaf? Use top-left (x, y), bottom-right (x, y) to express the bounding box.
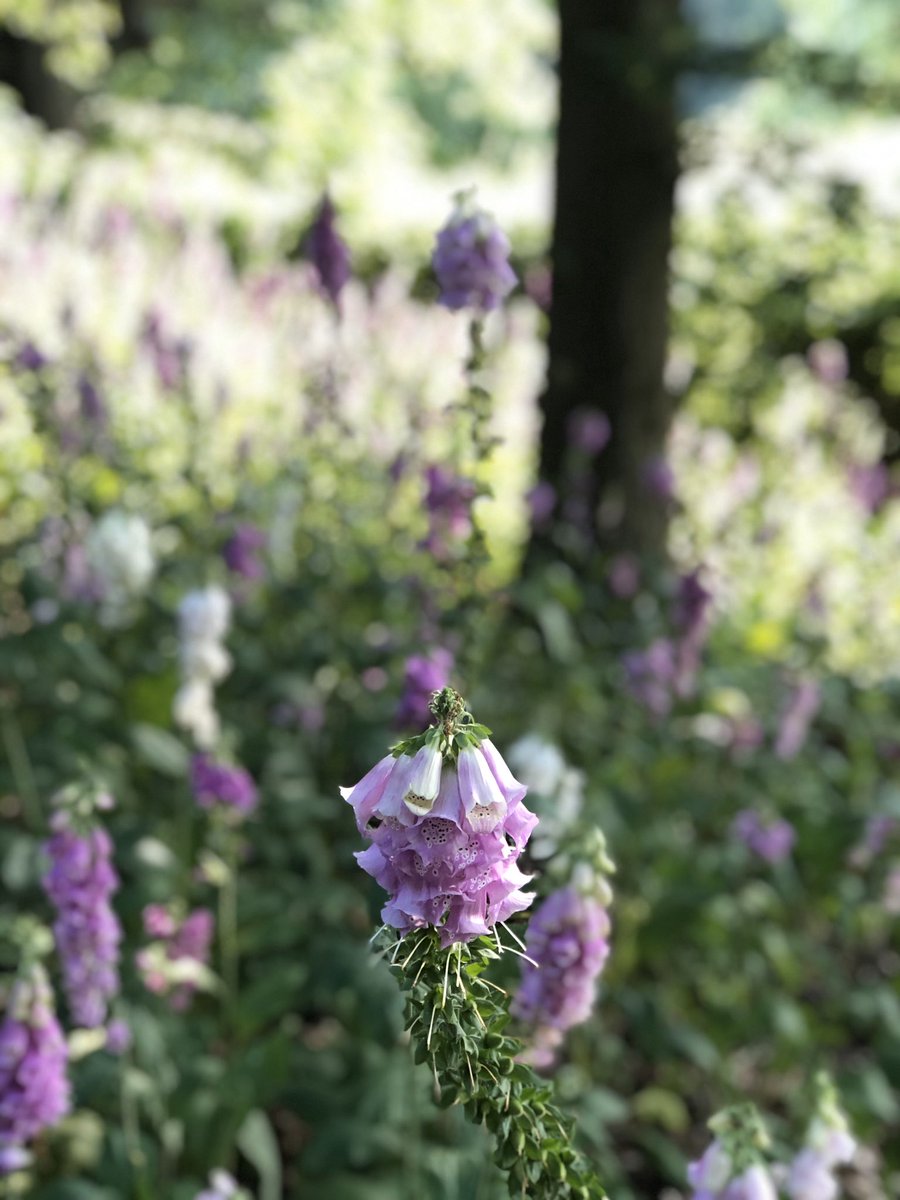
top-left (130, 724), bottom-right (190, 777)
top-left (237, 1109), bottom-right (282, 1200)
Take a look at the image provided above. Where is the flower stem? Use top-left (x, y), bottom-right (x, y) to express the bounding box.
top-left (119, 1055), bottom-right (154, 1200)
top-left (219, 833), bottom-right (240, 1007)
top-left (0, 702), bottom-right (41, 833)
top-left (384, 929), bottom-right (607, 1200)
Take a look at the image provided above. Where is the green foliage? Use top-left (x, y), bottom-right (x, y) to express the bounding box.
top-left (386, 930), bottom-right (606, 1199)
top-left (0, 0), bottom-right (118, 86)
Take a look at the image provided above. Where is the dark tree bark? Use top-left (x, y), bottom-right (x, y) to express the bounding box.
top-left (536, 0), bottom-right (682, 558)
top-left (113, 0), bottom-right (152, 53)
top-left (0, 30), bottom-right (78, 129)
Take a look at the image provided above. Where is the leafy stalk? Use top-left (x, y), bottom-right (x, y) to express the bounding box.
top-left (382, 929), bottom-right (607, 1200)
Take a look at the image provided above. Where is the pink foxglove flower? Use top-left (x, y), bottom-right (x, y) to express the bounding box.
top-left (0, 966), bottom-right (70, 1165)
top-left (512, 887), bottom-right (611, 1068)
top-left (432, 193), bottom-right (517, 312)
top-left (342, 690), bottom-right (537, 947)
top-left (43, 818), bottom-right (122, 1029)
top-left (307, 193), bottom-right (352, 309)
top-left (190, 754), bottom-right (258, 818)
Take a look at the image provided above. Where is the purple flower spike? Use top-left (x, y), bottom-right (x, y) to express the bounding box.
top-left (395, 649), bottom-right (454, 730)
top-left (432, 194), bottom-right (517, 313)
top-left (512, 888), bottom-right (611, 1069)
top-left (14, 342), bottom-right (48, 372)
top-left (190, 754), bottom-right (259, 817)
top-left (137, 906), bottom-right (214, 1011)
top-left (774, 678), bottom-right (820, 761)
top-left (732, 810), bottom-right (795, 865)
top-left (343, 721), bottom-right (536, 948)
top-left (223, 524), bottom-right (266, 581)
top-left (308, 193), bottom-right (352, 309)
top-left (0, 966), bottom-right (70, 1159)
top-left (42, 823), bottom-right (122, 1029)
top-left (77, 375), bottom-right (107, 427)
top-left (568, 408), bottom-right (611, 456)
top-left (622, 638), bottom-right (678, 717)
top-left (422, 464), bottom-right (477, 561)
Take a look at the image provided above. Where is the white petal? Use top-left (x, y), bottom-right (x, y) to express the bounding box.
top-left (404, 746), bottom-right (442, 815)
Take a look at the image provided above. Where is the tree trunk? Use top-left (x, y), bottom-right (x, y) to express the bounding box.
top-left (113, 0), bottom-right (152, 53)
top-left (535, 0), bottom-right (682, 559)
top-left (0, 30), bottom-right (79, 129)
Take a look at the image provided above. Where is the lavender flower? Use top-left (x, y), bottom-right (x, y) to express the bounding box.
top-left (395, 649), bottom-right (454, 730)
top-left (0, 1146), bottom-right (31, 1174)
top-left (732, 810), bottom-right (795, 865)
top-left (42, 821), bottom-right (121, 1028)
top-left (568, 408), bottom-right (611, 456)
top-left (785, 1081), bottom-right (857, 1200)
top-left (137, 906), bottom-right (215, 1011)
top-left (512, 887), bottom-right (611, 1068)
top-left (423, 465), bottom-right (476, 560)
top-left (0, 966), bottom-right (70, 1163)
top-left (432, 194), bottom-right (517, 312)
top-left (342, 696), bottom-right (537, 948)
top-left (223, 524), bottom-right (266, 581)
top-left (190, 754), bottom-right (258, 817)
top-left (673, 568), bottom-right (713, 697)
top-left (307, 193), bottom-right (352, 309)
top-left (774, 679), bottom-right (820, 761)
top-left (77, 375), bottom-right (107, 427)
top-left (688, 1140), bottom-right (777, 1200)
top-left (622, 638), bottom-right (678, 717)
top-left (14, 342), bottom-right (48, 372)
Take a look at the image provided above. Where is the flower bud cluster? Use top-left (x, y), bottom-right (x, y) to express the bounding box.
top-left (137, 905), bottom-right (215, 1011)
top-left (173, 586), bottom-right (232, 747)
top-left (512, 887), bottom-right (611, 1069)
top-left (432, 193), bottom-right (517, 313)
top-left (42, 802), bottom-right (121, 1029)
top-left (190, 753), bottom-right (258, 819)
top-left (343, 691), bottom-right (537, 947)
top-left (0, 966), bottom-right (70, 1167)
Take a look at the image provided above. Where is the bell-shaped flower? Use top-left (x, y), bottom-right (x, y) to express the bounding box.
top-left (725, 1164), bottom-right (777, 1200)
top-left (340, 754), bottom-right (396, 831)
top-left (402, 745), bottom-right (442, 816)
top-left (457, 745), bottom-right (506, 832)
top-left (688, 1141), bottom-right (733, 1194)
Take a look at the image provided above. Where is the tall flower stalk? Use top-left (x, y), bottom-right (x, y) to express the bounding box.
top-left (344, 688), bottom-right (607, 1198)
top-left (0, 963), bottom-right (70, 1171)
top-left (42, 785), bottom-right (122, 1029)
